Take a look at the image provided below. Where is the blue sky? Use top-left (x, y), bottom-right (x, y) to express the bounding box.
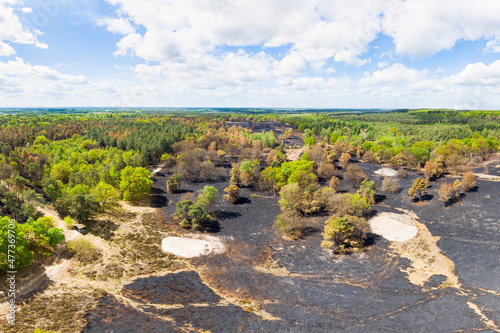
top-left (1, 0), bottom-right (500, 108)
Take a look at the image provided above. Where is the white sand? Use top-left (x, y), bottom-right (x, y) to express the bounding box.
top-left (374, 167), bottom-right (397, 177)
top-left (161, 234), bottom-right (227, 258)
top-left (369, 212), bottom-right (418, 242)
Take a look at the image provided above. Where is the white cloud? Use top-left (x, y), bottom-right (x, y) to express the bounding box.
top-left (382, 0), bottom-right (500, 58)
top-left (377, 62), bottom-right (388, 68)
top-left (484, 40), bottom-right (500, 53)
top-left (0, 58), bottom-right (117, 106)
top-left (97, 17), bottom-right (135, 35)
top-left (359, 63), bottom-right (428, 85)
top-left (0, 41), bottom-right (15, 56)
top-left (448, 60), bottom-right (500, 86)
top-left (0, 1), bottom-right (47, 55)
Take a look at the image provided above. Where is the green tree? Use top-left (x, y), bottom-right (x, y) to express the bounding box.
top-left (42, 178), bottom-right (62, 201)
top-left (321, 215), bottom-right (366, 254)
top-left (69, 193), bottom-right (99, 223)
top-left (166, 174), bottom-right (181, 194)
top-left (120, 166), bottom-right (152, 201)
top-left (197, 186), bottom-right (218, 211)
top-left (173, 200), bottom-right (211, 230)
top-left (50, 161), bottom-right (72, 184)
top-left (357, 179), bottom-right (378, 204)
top-left (0, 216), bottom-right (64, 271)
top-left (239, 159), bottom-right (260, 187)
top-left (90, 182), bottom-right (120, 210)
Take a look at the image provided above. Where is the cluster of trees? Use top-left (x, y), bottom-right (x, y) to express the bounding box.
top-left (0, 216), bottom-right (64, 270)
top-left (437, 172), bottom-right (477, 206)
top-left (173, 186), bottom-right (218, 230)
top-left (0, 134), bottom-right (152, 225)
top-left (278, 110), bottom-right (499, 175)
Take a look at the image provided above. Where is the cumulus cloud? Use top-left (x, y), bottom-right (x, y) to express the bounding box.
top-left (382, 0), bottom-right (500, 58)
top-left (0, 1), bottom-right (47, 55)
top-left (448, 60), bottom-right (500, 86)
top-left (97, 17), bottom-right (135, 35)
top-left (0, 58), bottom-right (117, 106)
top-left (484, 40), bottom-right (500, 53)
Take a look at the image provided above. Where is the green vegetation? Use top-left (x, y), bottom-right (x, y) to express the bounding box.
top-left (173, 200), bottom-right (211, 230)
top-left (66, 237), bottom-right (101, 264)
top-left (166, 174), bottom-right (181, 194)
top-left (0, 216), bottom-right (64, 270)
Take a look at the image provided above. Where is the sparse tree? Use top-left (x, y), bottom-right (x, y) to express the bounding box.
top-left (344, 164), bottom-right (366, 184)
top-left (408, 178), bottom-right (427, 201)
top-left (197, 186), bottom-right (218, 212)
top-left (321, 215), bottom-right (367, 254)
top-left (166, 174), bottom-right (181, 194)
top-left (357, 179), bottom-right (378, 204)
top-left (437, 181), bottom-right (461, 205)
top-left (424, 160), bottom-right (443, 180)
top-left (329, 176), bottom-right (340, 192)
top-left (339, 153), bottom-right (351, 169)
top-left (223, 185), bottom-right (240, 204)
top-left (462, 171), bottom-right (477, 192)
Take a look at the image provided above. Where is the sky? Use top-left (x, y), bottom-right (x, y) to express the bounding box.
top-left (1, 0), bottom-right (500, 109)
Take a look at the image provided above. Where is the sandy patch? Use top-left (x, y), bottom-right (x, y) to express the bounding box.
top-left (374, 167), bottom-right (397, 177)
top-left (371, 210), bottom-right (460, 289)
top-left (162, 234), bottom-right (227, 258)
top-left (369, 213), bottom-right (417, 241)
top-left (285, 147), bottom-right (306, 161)
top-left (475, 173), bottom-right (500, 181)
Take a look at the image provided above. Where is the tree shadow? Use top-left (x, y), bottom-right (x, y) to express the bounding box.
top-left (375, 194), bottom-right (387, 203)
top-left (213, 210), bottom-right (242, 220)
top-left (420, 194), bottom-right (434, 201)
top-left (235, 197), bottom-right (251, 205)
top-left (203, 220), bottom-right (221, 233)
top-left (364, 232), bottom-right (383, 246)
top-left (150, 195), bottom-right (168, 208)
top-left (467, 186), bottom-right (479, 193)
top-left (150, 187), bottom-right (166, 195)
top-left (298, 226), bottom-right (321, 238)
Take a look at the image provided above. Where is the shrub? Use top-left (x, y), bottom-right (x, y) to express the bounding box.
top-left (381, 176), bottom-right (400, 193)
top-left (396, 168), bottom-right (408, 178)
top-left (344, 164), bottom-right (366, 184)
top-left (408, 178), bottom-right (427, 201)
top-left (223, 185), bottom-right (240, 204)
top-left (357, 179), bottom-right (378, 204)
top-left (197, 186), bottom-right (218, 212)
top-left (64, 216), bottom-right (75, 228)
top-left (462, 171), bottom-right (477, 192)
top-left (339, 152), bottom-right (351, 169)
top-left (166, 174), bottom-right (181, 194)
top-left (67, 237), bottom-right (101, 264)
top-left (329, 176), bottom-right (340, 191)
top-left (321, 215), bottom-right (367, 254)
top-left (275, 210), bottom-right (303, 239)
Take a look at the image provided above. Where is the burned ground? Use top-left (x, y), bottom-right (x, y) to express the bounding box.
top-left (83, 158), bottom-right (500, 332)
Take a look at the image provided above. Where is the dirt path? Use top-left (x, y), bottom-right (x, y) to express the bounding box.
top-left (0, 205), bottom-right (81, 317)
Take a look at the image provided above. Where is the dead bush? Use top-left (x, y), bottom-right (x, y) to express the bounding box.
top-left (381, 176), bottom-right (400, 193)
